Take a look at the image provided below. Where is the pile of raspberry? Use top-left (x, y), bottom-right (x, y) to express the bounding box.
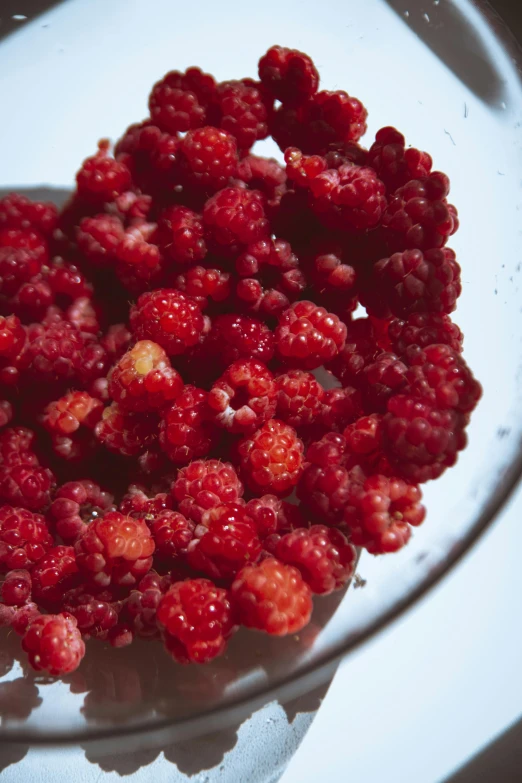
top-left (0, 45), bottom-right (480, 676)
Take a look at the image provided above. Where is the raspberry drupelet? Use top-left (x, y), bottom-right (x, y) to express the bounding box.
top-left (258, 46), bottom-right (319, 106)
top-left (158, 205), bottom-right (207, 265)
top-left (159, 385), bottom-right (215, 464)
top-left (269, 525), bottom-right (356, 595)
top-left (130, 289), bottom-right (208, 356)
top-left (344, 473), bottom-right (426, 554)
top-left (157, 578), bottom-right (236, 663)
top-left (203, 187), bottom-right (269, 252)
top-left (180, 126), bottom-right (238, 189)
top-left (368, 127), bottom-right (432, 193)
top-left (246, 494), bottom-right (308, 539)
top-left (276, 300), bottom-right (347, 369)
top-left (22, 613), bottom-right (85, 675)
top-left (108, 340), bottom-right (184, 413)
top-left (95, 403), bottom-right (158, 457)
top-left (1, 569), bottom-right (32, 606)
top-left (231, 557), bottom-right (312, 636)
top-left (344, 413), bottom-right (384, 458)
top-left (31, 545), bottom-right (80, 607)
top-left (208, 359), bottom-right (277, 434)
top-left (0, 314), bottom-right (26, 359)
top-left (388, 312), bottom-right (464, 355)
top-left (118, 486), bottom-right (174, 519)
top-left (172, 459), bottom-right (244, 524)
top-left (215, 79), bottom-right (273, 152)
top-left (48, 480), bottom-right (114, 542)
top-left (187, 502), bottom-right (262, 580)
top-left (238, 419), bottom-right (304, 496)
top-left (74, 511), bottom-right (155, 588)
top-left (276, 370), bottom-right (325, 429)
top-left (150, 510), bottom-right (195, 561)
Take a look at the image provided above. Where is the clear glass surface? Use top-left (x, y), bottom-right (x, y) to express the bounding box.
top-left (0, 0), bottom-right (521, 744)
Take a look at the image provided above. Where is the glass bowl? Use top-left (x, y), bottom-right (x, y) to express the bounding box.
top-left (0, 0), bottom-right (521, 749)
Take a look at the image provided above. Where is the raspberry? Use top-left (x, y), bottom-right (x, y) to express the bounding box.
top-left (302, 237), bottom-right (358, 298)
top-left (363, 248), bottom-right (462, 319)
top-left (172, 459), bottom-right (244, 524)
top-left (308, 164), bottom-right (387, 232)
top-left (0, 400), bottom-right (13, 429)
top-left (187, 503), bottom-right (261, 580)
top-left (235, 274), bottom-right (304, 321)
top-left (76, 214), bottom-right (125, 267)
top-left (238, 419), bottom-right (304, 496)
top-left (318, 386), bottom-right (363, 432)
top-left (22, 613), bottom-right (85, 675)
top-left (344, 413), bottom-right (383, 456)
top-left (115, 123), bottom-right (181, 194)
top-left (45, 257), bottom-right (93, 303)
top-left (276, 370), bottom-right (325, 429)
top-left (285, 148), bottom-right (327, 188)
top-left (115, 223), bottom-right (163, 279)
top-left (0, 227), bottom-right (48, 264)
top-left (276, 300), bottom-right (347, 369)
top-left (388, 313), bottom-right (464, 355)
top-left (0, 314), bottom-right (26, 359)
top-left (118, 486), bottom-right (174, 519)
top-left (157, 578), bottom-right (236, 664)
top-left (95, 403), bottom-right (158, 457)
top-left (48, 480), bottom-right (114, 542)
top-left (180, 126), bottom-right (238, 189)
top-left (158, 205), bottom-right (207, 265)
top-left (384, 394), bottom-right (467, 482)
top-left (208, 360), bottom-right (277, 434)
top-left (231, 557), bottom-right (312, 636)
top-left (403, 344), bottom-right (482, 414)
top-left (108, 340), bottom-right (184, 413)
top-left (173, 264), bottom-right (231, 310)
top-left (31, 545), bottom-right (80, 607)
top-left (75, 511), bottom-right (155, 588)
top-left (101, 323), bottom-right (133, 360)
top-left (236, 155), bottom-right (287, 214)
top-left (258, 46), bottom-right (319, 105)
top-left (382, 173), bottom-right (458, 251)
top-left (149, 70), bottom-right (210, 134)
top-left (0, 245), bottom-right (43, 300)
top-left (205, 314), bottom-right (275, 368)
top-left (245, 495), bottom-right (306, 539)
top-left (0, 193), bottom-right (59, 236)
top-left (203, 187), bottom-right (269, 252)
top-left (63, 586), bottom-right (121, 640)
top-left (159, 385), bottom-right (215, 464)
top-left (0, 461), bottom-right (56, 512)
top-left (130, 289), bottom-right (207, 356)
top-left (1, 569), bottom-right (32, 606)
top-left (4, 274), bottom-right (54, 323)
top-left (327, 318), bottom-right (380, 387)
top-left (270, 525), bottom-right (356, 594)
top-left (360, 351), bottom-right (408, 413)
top-left (66, 297), bottom-right (101, 336)
top-left (215, 79), bottom-right (272, 152)
top-left (150, 510), bottom-right (195, 561)
top-left (25, 320), bottom-right (107, 385)
top-left (0, 426), bottom-right (36, 456)
top-left (344, 473), bottom-right (425, 554)
top-left (368, 127), bottom-right (432, 193)
top-left (76, 147), bottom-right (131, 204)
top-left (43, 392), bottom-right (103, 461)
top-left (126, 571), bottom-right (172, 639)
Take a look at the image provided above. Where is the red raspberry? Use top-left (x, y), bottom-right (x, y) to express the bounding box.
top-left (130, 289), bottom-right (208, 356)
top-left (76, 214), bottom-right (125, 267)
top-left (0, 400), bottom-right (13, 429)
top-left (363, 248), bottom-right (462, 319)
top-left (172, 459), bottom-right (244, 524)
top-left (327, 318), bottom-right (380, 387)
top-left (215, 79), bottom-right (272, 152)
top-left (208, 360), bottom-right (277, 434)
top-left (157, 578), bottom-right (236, 664)
top-left (388, 312), bottom-right (464, 355)
top-left (344, 414), bottom-right (384, 456)
top-left (4, 274), bottom-right (54, 323)
top-left (238, 419), bottom-right (304, 496)
top-left (75, 511), bottom-right (155, 588)
top-left (382, 172), bottom-right (458, 251)
top-left (302, 237), bottom-right (358, 298)
top-left (0, 245), bottom-right (43, 300)
top-left (159, 386), bottom-right (215, 464)
top-left (318, 386), bottom-right (363, 433)
top-left (258, 46), bottom-right (319, 105)
top-left (0, 193), bottom-right (59, 236)
top-left (236, 155), bottom-right (287, 213)
top-left (76, 147), bottom-right (131, 204)
top-left (203, 187), bottom-right (269, 252)
top-left (0, 314), bottom-right (26, 359)
top-left (115, 222), bottom-right (162, 275)
top-left (285, 147), bottom-right (327, 188)
top-left (344, 474), bottom-right (426, 554)
top-left (158, 205), bottom-right (207, 265)
top-left (95, 403), bottom-right (158, 458)
top-left (101, 323), bottom-right (132, 360)
top-left (48, 480), bottom-right (113, 542)
top-left (66, 297), bottom-right (101, 336)
top-left (308, 164), bottom-right (387, 231)
top-left (204, 313), bottom-right (275, 368)
top-left (0, 226), bottom-right (48, 264)
top-left (276, 300), bottom-right (347, 369)
top-left (25, 320), bottom-right (107, 385)
top-left (9, 601), bottom-right (40, 635)
top-left (22, 613), bottom-right (85, 675)
top-left (235, 270), bottom-right (306, 320)
top-left (360, 351), bottom-right (408, 413)
top-left (0, 461), bottom-right (56, 512)
top-left (63, 586), bottom-right (122, 640)
top-left (115, 123), bottom-right (181, 194)
top-left (126, 571), bottom-right (172, 639)
top-left (180, 126), bottom-right (238, 189)
top-left (187, 503), bottom-right (261, 580)
top-left (1, 569), bottom-right (32, 606)
top-left (149, 70), bottom-right (211, 134)
top-left (45, 257), bottom-right (93, 303)
top-left (173, 264), bottom-right (231, 310)
top-left (43, 392), bottom-right (103, 461)
top-left (118, 487), bottom-right (173, 519)
top-left (231, 557), bottom-right (312, 636)
top-left (270, 525), bottom-right (356, 594)
top-left (276, 370), bottom-right (325, 429)
top-left (368, 127), bottom-right (432, 193)
top-left (384, 394), bottom-right (467, 483)
top-left (0, 426), bottom-right (36, 456)
top-left (245, 495), bottom-right (307, 539)
top-left (31, 545), bottom-right (80, 607)
top-left (150, 510), bottom-right (195, 561)
top-left (108, 340), bottom-right (184, 413)
top-left (403, 344), bottom-right (482, 415)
